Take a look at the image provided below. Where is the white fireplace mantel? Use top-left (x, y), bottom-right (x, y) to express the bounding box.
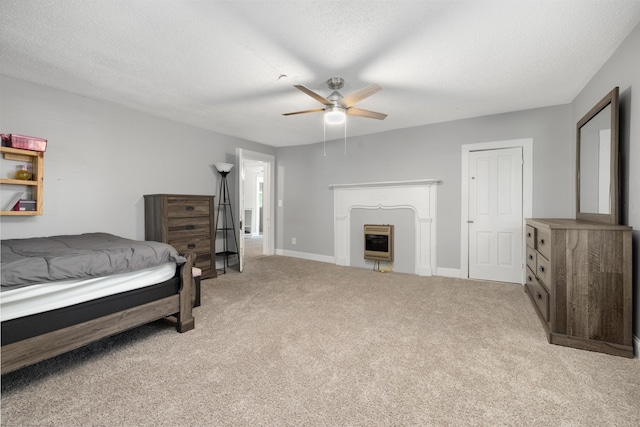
top-left (329, 179), bottom-right (440, 276)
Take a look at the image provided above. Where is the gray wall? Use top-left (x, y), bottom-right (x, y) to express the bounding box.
top-left (276, 104), bottom-right (572, 270)
top-left (570, 23), bottom-right (640, 337)
top-left (0, 75), bottom-right (275, 241)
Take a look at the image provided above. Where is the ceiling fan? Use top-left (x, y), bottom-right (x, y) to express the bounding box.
top-left (283, 77), bottom-right (387, 124)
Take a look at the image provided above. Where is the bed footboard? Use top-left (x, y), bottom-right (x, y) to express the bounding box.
top-left (176, 251), bottom-right (195, 333)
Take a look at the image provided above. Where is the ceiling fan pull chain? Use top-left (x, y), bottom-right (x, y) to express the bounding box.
top-left (323, 119), bottom-right (327, 157)
top-left (344, 117), bottom-right (347, 156)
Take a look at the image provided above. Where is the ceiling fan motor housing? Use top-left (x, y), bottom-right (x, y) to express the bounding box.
top-left (328, 91), bottom-right (343, 104)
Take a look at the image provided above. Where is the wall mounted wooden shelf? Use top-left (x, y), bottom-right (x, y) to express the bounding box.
top-left (0, 146), bottom-right (44, 216)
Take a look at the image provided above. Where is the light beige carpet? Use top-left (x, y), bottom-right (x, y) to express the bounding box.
top-left (1, 254), bottom-right (639, 426)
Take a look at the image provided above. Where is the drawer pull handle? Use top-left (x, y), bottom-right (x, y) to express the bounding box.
top-left (185, 206), bottom-right (195, 211)
top-left (536, 292), bottom-right (542, 300)
top-left (187, 243), bottom-right (196, 249)
top-left (528, 276), bottom-right (533, 282)
top-left (528, 254), bottom-right (533, 260)
top-left (527, 232), bottom-right (532, 238)
top-left (539, 238), bottom-right (545, 245)
top-left (186, 225), bottom-right (195, 230)
top-left (539, 265), bottom-right (545, 273)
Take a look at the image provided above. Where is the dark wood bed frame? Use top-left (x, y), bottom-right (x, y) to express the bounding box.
top-left (1, 253), bottom-right (196, 374)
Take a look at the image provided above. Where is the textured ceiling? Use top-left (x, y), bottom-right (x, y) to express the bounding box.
top-left (2, 1), bottom-right (640, 147)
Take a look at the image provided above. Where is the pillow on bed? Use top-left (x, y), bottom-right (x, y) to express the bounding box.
top-left (1, 233), bottom-right (187, 288)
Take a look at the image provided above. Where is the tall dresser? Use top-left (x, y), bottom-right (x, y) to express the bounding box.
top-left (144, 194), bottom-right (217, 279)
top-left (525, 218), bottom-right (632, 357)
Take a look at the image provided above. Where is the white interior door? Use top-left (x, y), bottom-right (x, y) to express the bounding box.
top-left (238, 150), bottom-right (245, 273)
top-left (256, 176), bottom-right (263, 236)
top-left (468, 147), bottom-right (523, 283)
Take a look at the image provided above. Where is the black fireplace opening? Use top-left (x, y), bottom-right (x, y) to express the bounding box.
top-left (366, 234), bottom-right (389, 252)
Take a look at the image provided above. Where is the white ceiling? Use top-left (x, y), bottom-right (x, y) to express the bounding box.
top-left (2, 1), bottom-right (640, 148)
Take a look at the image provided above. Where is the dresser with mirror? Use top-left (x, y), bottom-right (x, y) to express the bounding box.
top-left (525, 87), bottom-right (633, 358)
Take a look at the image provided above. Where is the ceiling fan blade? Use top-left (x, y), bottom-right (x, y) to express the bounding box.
top-left (282, 108), bottom-right (325, 116)
top-left (346, 107), bottom-right (387, 120)
top-left (294, 85), bottom-right (334, 106)
top-left (341, 84), bottom-right (382, 108)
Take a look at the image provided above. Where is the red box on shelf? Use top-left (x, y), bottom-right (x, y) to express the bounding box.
top-left (1, 134), bottom-right (47, 152)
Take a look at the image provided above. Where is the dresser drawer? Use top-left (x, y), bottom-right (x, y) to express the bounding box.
top-left (169, 237), bottom-right (212, 256)
top-left (526, 225), bottom-right (536, 249)
top-left (535, 253), bottom-right (550, 286)
top-left (167, 217), bottom-right (211, 239)
top-left (526, 246), bottom-right (537, 272)
top-left (526, 267), bottom-right (549, 322)
top-left (167, 198), bottom-right (211, 218)
top-left (535, 227), bottom-right (551, 260)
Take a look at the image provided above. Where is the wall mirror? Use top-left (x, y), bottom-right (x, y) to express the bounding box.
top-left (576, 86), bottom-right (619, 224)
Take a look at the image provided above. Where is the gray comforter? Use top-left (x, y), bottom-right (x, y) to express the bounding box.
top-left (1, 233), bottom-right (186, 289)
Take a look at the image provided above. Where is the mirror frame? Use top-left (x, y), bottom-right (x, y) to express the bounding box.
top-left (576, 86), bottom-right (619, 224)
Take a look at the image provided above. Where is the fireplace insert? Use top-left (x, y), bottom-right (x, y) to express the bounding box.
top-left (364, 224), bottom-right (394, 261)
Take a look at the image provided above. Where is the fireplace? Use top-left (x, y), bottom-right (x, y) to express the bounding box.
top-left (329, 179), bottom-right (440, 276)
top-left (364, 224), bottom-right (393, 261)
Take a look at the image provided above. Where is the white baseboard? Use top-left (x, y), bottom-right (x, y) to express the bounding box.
top-left (436, 267), bottom-right (462, 278)
top-left (417, 267), bottom-right (433, 276)
top-left (275, 249), bottom-right (335, 264)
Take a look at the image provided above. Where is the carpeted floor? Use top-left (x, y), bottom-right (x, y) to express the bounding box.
top-left (1, 252), bottom-right (639, 426)
top-left (242, 234), bottom-right (264, 258)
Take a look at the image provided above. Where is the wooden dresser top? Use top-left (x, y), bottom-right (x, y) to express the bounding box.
top-left (526, 218), bottom-right (632, 231)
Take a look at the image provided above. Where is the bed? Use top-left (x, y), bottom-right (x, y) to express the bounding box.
top-left (1, 232), bottom-right (196, 374)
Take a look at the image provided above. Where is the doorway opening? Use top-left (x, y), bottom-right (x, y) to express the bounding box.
top-left (237, 149), bottom-right (275, 272)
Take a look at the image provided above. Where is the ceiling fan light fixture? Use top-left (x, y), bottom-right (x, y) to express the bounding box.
top-left (324, 106), bottom-right (346, 125)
